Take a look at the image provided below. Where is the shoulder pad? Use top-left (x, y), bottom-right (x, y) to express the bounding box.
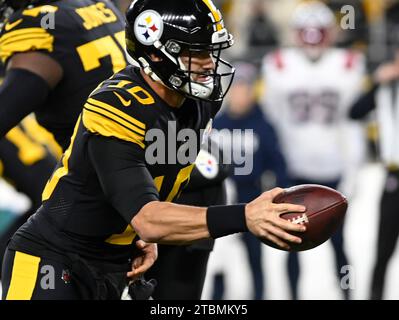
top-left (82, 78), bottom-right (158, 149)
top-left (0, 6), bottom-right (58, 64)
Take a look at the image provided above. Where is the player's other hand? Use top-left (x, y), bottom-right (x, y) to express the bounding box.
top-left (127, 240), bottom-right (158, 280)
top-left (373, 61), bottom-right (399, 84)
top-left (245, 188), bottom-right (307, 250)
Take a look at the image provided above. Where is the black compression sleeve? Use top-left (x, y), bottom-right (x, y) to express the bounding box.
top-left (0, 68), bottom-right (50, 138)
top-left (87, 135), bottom-right (159, 223)
top-left (349, 84), bottom-right (379, 120)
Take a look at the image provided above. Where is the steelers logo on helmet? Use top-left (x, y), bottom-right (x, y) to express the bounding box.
top-left (134, 10), bottom-right (164, 46)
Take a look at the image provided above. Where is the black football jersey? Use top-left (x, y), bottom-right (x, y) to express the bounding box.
top-left (0, 0), bottom-right (127, 150)
top-left (9, 66), bottom-right (221, 264)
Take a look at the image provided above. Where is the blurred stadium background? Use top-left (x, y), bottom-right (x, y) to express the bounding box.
top-left (1, 0), bottom-right (399, 300)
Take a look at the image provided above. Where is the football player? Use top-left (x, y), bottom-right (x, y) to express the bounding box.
top-left (260, 1), bottom-right (366, 299)
top-left (0, 63), bottom-right (58, 275)
top-left (145, 138), bottom-right (232, 300)
top-left (212, 62), bottom-right (290, 300)
top-left (0, 0), bottom-right (133, 279)
top-left (0, 0), bottom-right (127, 150)
top-left (0, 62), bottom-right (57, 211)
top-left (1, 0), bottom-right (307, 300)
top-left (350, 50), bottom-right (399, 300)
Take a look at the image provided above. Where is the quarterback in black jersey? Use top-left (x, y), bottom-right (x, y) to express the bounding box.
top-left (0, 0), bottom-right (127, 150)
top-left (2, 0), bottom-right (307, 300)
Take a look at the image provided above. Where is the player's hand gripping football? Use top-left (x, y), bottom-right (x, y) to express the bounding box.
top-left (245, 188), bottom-right (307, 250)
top-left (127, 240), bottom-right (158, 280)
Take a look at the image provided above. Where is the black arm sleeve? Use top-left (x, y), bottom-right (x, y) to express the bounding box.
top-left (349, 84), bottom-right (379, 120)
top-left (88, 135), bottom-right (159, 223)
top-left (0, 68), bottom-right (50, 138)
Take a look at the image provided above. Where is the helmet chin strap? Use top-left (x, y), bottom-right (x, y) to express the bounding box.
top-left (133, 56), bottom-right (163, 83)
top-left (180, 75), bottom-right (214, 99)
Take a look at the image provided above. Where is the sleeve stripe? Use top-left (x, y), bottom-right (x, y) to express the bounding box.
top-left (85, 102), bottom-right (146, 137)
top-left (0, 38), bottom-right (54, 63)
top-left (0, 28), bottom-right (51, 44)
top-left (87, 97), bottom-right (146, 130)
top-left (82, 107), bottom-right (146, 149)
top-left (0, 34), bottom-right (51, 47)
top-left (0, 29), bottom-right (54, 63)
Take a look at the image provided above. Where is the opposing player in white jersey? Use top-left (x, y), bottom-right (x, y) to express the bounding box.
top-left (260, 1), bottom-right (366, 300)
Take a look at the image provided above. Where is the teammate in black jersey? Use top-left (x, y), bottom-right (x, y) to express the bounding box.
top-left (0, 0), bottom-right (139, 280)
top-left (0, 0), bottom-right (127, 150)
top-left (0, 63), bottom-right (57, 210)
top-left (2, 0), bottom-right (307, 300)
top-left (0, 63), bottom-right (58, 275)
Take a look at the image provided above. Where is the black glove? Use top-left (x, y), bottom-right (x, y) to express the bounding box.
top-left (128, 276), bottom-right (157, 300)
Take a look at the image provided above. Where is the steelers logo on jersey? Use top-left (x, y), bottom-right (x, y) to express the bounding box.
top-left (134, 10), bottom-right (164, 46)
top-left (195, 149), bottom-right (219, 179)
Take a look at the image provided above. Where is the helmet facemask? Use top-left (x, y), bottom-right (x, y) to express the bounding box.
top-left (133, 35), bottom-right (235, 103)
top-left (166, 39), bottom-right (235, 102)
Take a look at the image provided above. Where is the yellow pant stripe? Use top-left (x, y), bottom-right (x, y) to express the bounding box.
top-left (6, 251), bottom-right (41, 300)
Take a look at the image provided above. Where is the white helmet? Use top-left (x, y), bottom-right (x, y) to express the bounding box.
top-left (291, 1), bottom-right (336, 47)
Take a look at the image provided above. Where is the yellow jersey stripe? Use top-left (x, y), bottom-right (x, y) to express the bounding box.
top-left (105, 225), bottom-right (137, 245)
top-left (0, 33), bottom-right (52, 47)
top-left (6, 251), bottom-right (41, 300)
top-left (82, 108), bottom-right (146, 149)
top-left (0, 28), bottom-right (51, 44)
top-left (153, 176), bottom-right (164, 193)
top-left (87, 97), bottom-right (146, 130)
top-left (85, 102), bottom-right (146, 136)
top-left (0, 34), bottom-right (54, 63)
top-left (166, 164), bottom-right (195, 202)
top-left (42, 116), bottom-right (81, 201)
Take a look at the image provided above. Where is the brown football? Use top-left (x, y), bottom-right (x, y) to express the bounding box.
top-left (262, 184), bottom-right (348, 251)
